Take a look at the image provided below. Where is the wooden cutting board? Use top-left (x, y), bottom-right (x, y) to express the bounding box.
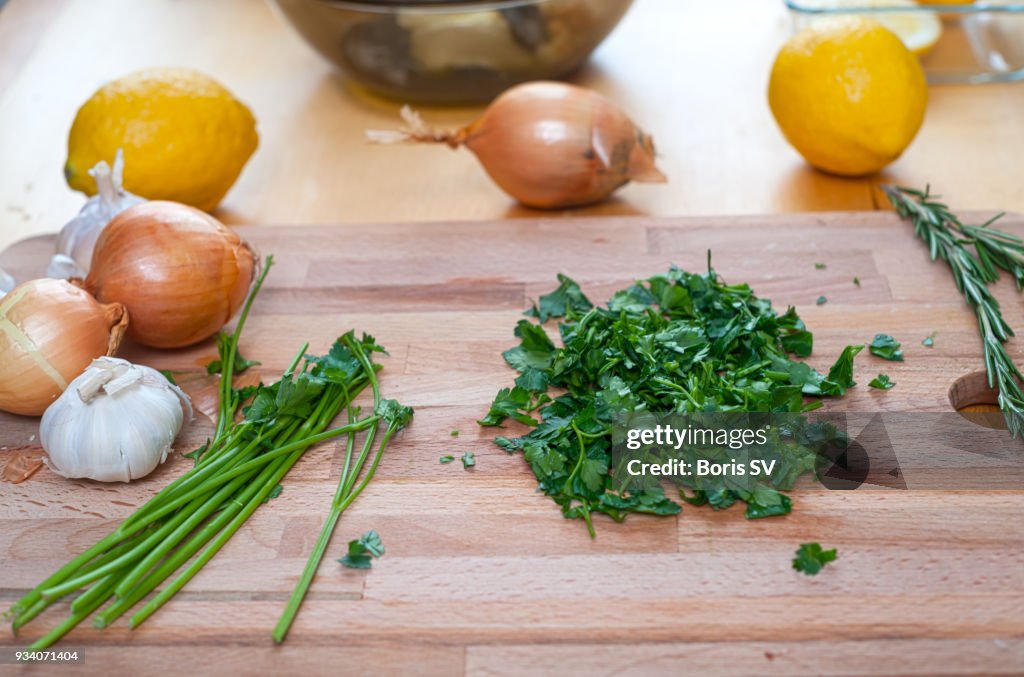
top-left (2, 212), bottom-right (1023, 676)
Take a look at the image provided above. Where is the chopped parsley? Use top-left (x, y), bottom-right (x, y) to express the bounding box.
top-left (868, 374), bottom-right (894, 390)
top-left (792, 542), bottom-right (837, 575)
top-left (338, 531), bottom-right (385, 570)
top-left (869, 334), bottom-right (904, 361)
top-left (480, 266), bottom-right (863, 536)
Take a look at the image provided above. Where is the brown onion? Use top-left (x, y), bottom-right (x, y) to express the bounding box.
top-left (85, 201), bottom-right (255, 349)
top-left (0, 279), bottom-right (127, 416)
top-left (368, 81), bottom-right (667, 209)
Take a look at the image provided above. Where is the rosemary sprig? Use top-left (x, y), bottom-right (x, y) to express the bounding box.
top-left (882, 185), bottom-right (1024, 436)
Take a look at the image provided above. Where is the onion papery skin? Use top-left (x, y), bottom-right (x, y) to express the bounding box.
top-left (85, 201), bottom-right (255, 349)
top-left (0, 279), bottom-right (127, 416)
top-left (461, 81), bottom-right (666, 209)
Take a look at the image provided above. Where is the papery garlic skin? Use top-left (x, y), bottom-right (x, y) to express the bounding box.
top-left (40, 357), bottom-right (192, 483)
top-left (48, 150), bottom-right (144, 279)
top-left (0, 267), bottom-right (13, 298)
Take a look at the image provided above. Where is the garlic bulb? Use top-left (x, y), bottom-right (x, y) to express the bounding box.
top-left (48, 150), bottom-right (144, 279)
top-left (41, 357), bottom-right (192, 483)
top-left (0, 267), bottom-right (13, 298)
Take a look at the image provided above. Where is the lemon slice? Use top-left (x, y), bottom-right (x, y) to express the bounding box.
top-left (794, 0), bottom-right (942, 55)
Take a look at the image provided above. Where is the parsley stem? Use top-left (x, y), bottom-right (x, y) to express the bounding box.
top-left (735, 360), bottom-right (773, 379)
top-left (216, 256), bottom-right (274, 441)
top-left (272, 336), bottom-right (410, 644)
top-left (27, 576), bottom-right (120, 650)
top-left (113, 468), bottom-right (258, 598)
top-left (566, 422), bottom-right (596, 539)
top-left (123, 454), bottom-right (295, 630)
top-left (129, 418), bottom-right (377, 531)
top-left (271, 504), bottom-right (342, 644)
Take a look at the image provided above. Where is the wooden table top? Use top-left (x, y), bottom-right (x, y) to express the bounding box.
top-left (1, 0), bottom-right (1024, 256)
top-left (2, 212), bottom-right (1024, 675)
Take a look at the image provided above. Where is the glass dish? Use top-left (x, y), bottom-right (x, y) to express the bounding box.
top-left (269, 0), bottom-right (634, 103)
top-left (784, 1), bottom-right (1024, 84)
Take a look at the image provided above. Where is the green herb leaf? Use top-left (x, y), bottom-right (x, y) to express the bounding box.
top-left (502, 320), bottom-right (556, 372)
top-left (461, 451), bottom-right (476, 469)
top-left (182, 440), bottom-right (210, 467)
top-left (450, 430), bottom-right (460, 437)
top-left (338, 531), bottom-right (385, 570)
top-left (440, 455), bottom-right (455, 464)
top-left (206, 333), bottom-right (261, 375)
top-left (275, 373), bottom-right (327, 418)
top-left (869, 334), bottom-right (904, 362)
top-left (792, 542), bottom-right (837, 575)
top-left (159, 369), bottom-right (179, 386)
top-left (816, 296), bottom-right (827, 305)
top-left (814, 263), bottom-right (827, 270)
top-left (853, 277), bottom-right (861, 287)
top-left (821, 344), bottom-right (863, 396)
top-left (262, 484), bottom-right (284, 504)
top-left (478, 386), bottom-right (548, 427)
top-left (525, 273), bottom-right (594, 322)
top-left (922, 331), bottom-right (936, 348)
top-left (869, 374), bottom-right (895, 390)
top-left (376, 399), bottom-right (414, 430)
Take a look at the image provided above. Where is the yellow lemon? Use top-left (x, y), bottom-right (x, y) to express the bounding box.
top-left (66, 68), bottom-right (258, 211)
top-left (768, 17), bottom-right (928, 177)
top-left (795, 0), bottom-right (942, 55)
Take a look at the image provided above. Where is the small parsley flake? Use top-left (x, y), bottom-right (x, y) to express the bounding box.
top-left (338, 531), bottom-right (385, 570)
top-left (793, 542), bottom-right (837, 575)
top-left (868, 374), bottom-right (894, 390)
top-left (869, 334), bottom-right (904, 361)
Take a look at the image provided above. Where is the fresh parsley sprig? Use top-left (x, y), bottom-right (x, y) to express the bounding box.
top-left (882, 185), bottom-right (1024, 436)
top-left (272, 333), bottom-right (412, 644)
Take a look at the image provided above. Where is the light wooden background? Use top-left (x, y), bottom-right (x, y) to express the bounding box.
top-left (2, 0), bottom-right (1024, 255)
top-left (1, 213), bottom-right (1023, 675)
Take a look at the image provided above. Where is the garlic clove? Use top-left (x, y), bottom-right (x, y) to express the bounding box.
top-left (52, 149), bottom-right (144, 279)
top-left (46, 254), bottom-right (87, 280)
top-left (0, 267), bottom-right (14, 298)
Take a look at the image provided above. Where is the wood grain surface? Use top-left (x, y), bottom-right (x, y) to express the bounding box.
top-left (2, 0), bottom-right (1024, 254)
top-left (2, 212), bottom-right (1024, 676)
